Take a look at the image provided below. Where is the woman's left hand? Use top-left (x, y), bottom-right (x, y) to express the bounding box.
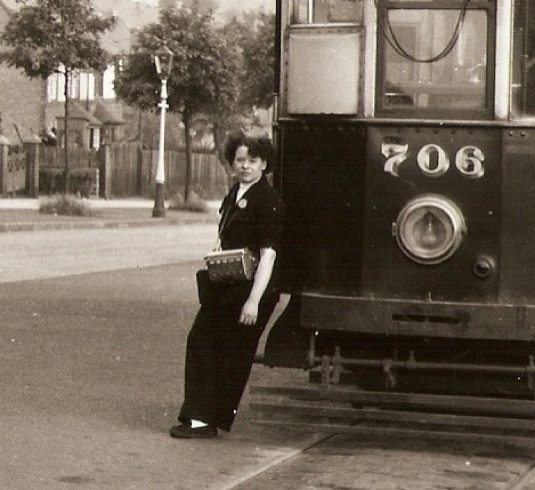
top-left (239, 298), bottom-right (259, 325)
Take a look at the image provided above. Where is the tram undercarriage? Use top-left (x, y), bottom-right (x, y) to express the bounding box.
top-left (251, 295), bottom-right (535, 444)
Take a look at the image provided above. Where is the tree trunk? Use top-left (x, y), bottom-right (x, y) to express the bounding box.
top-left (212, 116), bottom-right (226, 167)
top-left (212, 117), bottom-right (232, 192)
top-left (184, 115), bottom-right (193, 202)
top-left (63, 69), bottom-right (71, 194)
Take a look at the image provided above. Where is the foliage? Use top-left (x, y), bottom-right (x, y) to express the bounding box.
top-left (122, 108), bottom-right (185, 150)
top-left (114, 5), bottom-right (276, 200)
top-left (228, 11), bottom-right (277, 109)
top-left (159, 0), bottom-right (217, 16)
top-left (168, 191), bottom-right (209, 213)
top-left (0, 0), bottom-right (115, 79)
top-left (115, 6), bottom-right (241, 120)
top-left (39, 193), bottom-right (93, 217)
top-left (202, 10), bottom-right (276, 166)
top-left (39, 168), bottom-right (98, 198)
top-left (115, 5), bottom-right (242, 201)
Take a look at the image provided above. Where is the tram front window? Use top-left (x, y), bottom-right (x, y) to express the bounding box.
top-left (512, 0), bottom-right (535, 118)
top-left (377, 4), bottom-right (490, 116)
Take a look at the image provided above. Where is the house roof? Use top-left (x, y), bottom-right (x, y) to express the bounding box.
top-left (57, 102), bottom-right (102, 127)
top-left (93, 102), bottom-right (124, 126)
top-left (56, 102), bottom-right (126, 128)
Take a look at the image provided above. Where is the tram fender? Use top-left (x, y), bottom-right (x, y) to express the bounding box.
top-left (263, 295), bottom-right (310, 369)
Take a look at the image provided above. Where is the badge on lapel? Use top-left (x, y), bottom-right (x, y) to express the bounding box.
top-left (237, 198), bottom-right (248, 209)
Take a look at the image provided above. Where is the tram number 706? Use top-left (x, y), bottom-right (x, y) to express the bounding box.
top-left (382, 143), bottom-right (486, 179)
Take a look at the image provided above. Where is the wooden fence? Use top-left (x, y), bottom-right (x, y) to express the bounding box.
top-left (40, 145), bottom-right (100, 169)
top-left (39, 142), bottom-right (229, 200)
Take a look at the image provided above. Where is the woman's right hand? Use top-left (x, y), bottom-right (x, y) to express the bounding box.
top-left (239, 298), bottom-right (260, 325)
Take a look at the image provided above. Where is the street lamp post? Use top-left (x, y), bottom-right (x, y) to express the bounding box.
top-left (152, 45), bottom-right (174, 218)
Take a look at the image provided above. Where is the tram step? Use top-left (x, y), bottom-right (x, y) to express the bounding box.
top-left (250, 384), bottom-right (535, 445)
top-left (250, 419), bottom-right (535, 447)
top-left (250, 384), bottom-right (535, 417)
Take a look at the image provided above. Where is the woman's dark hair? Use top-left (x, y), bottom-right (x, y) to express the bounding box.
top-left (223, 130), bottom-right (274, 172)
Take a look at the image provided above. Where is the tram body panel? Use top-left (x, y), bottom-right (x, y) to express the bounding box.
top-left (501, 130), bottom-right (535, 302)
top-left (362, 125), bottom-right (502, 303)
top-left (278, 122), bottom-right (365, 295)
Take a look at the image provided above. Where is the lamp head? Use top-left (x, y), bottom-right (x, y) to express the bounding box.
top-left (154, 44), bottom-right (174, 79)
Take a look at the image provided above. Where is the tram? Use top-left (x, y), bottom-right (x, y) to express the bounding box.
top-left (254, 0), bottom-right (535, 439)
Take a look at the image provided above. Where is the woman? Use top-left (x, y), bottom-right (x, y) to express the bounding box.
top-left (170, 132), bottom-right (285, 439)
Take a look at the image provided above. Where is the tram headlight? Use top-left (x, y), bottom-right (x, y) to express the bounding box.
top-left (394, 194), bottom-right (466, 265)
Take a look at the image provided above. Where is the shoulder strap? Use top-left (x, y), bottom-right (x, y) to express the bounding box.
top-left (218, 185), bottom-right (238, 237)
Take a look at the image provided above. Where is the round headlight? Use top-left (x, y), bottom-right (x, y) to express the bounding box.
top-left (394, 194), bottom-right (466, 265)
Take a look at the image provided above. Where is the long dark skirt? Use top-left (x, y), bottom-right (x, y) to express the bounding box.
top-left (178, 297), bottom-right (278, 432)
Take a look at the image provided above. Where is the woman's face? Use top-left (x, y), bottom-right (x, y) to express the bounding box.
top-left (233, 145), bottom-right (267, 184)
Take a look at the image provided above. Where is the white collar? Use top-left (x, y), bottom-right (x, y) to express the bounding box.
top-left (236, 177), bottom-right (260, 202)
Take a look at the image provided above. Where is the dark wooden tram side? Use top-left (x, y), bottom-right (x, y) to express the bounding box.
top-left (253, 0), bottom-right (535, 441)
top-left (257, 122), bottom-right (535, 442)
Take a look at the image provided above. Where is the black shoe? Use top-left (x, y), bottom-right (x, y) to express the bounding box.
top-left (170, 424), bottom-right (217, 439)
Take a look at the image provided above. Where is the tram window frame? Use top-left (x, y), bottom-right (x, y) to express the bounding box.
top-left (375, 0), bottom-right (496, 120)
top-left (291, 0), bottom-right (364, 25)
top-left (511, 0), bottom-right (535, 119)
top-left (283, 1), bottom-right (364, 115)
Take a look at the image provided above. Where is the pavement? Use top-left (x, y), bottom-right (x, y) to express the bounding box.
top-left (0, 197), bottom-right (221, 232)
top-left (0, 207), bottom-right (318, 490)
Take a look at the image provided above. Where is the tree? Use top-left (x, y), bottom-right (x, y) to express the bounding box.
top-left (0, 0), bottom-right (115, 193)
top-left (238, 11), bottom-right (277, 109)
top-left (115, 5), bottom-right (242, 202)
top-left (159, 0), bottom-right (217, 15)
top-left (216, 10), bottom-right (276, 155)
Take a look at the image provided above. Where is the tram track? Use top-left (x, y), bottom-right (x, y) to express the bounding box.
top-left (227, 430), bottom-right (535, 490)
top-left (506, 464), bottom-right (535, 490)
top-left (221, 432), bottom-right (336, 490)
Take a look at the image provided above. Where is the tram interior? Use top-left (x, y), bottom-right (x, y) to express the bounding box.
top-left (383, 9), bottom-right (487, 111)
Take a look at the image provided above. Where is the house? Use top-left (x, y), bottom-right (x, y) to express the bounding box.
top-left (45, 0), bottom-right (159, 149)
top-left (46, 63), bottom-right (127, 149)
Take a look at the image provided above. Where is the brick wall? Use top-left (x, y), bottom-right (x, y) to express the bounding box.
top-left (0, 2), bottom-right (44, 144)
top-left (0, 65), bottom-right (44, 144)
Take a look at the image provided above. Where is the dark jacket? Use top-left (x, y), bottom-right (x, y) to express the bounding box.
top-left (218, 175), bottom-right (285, 298)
